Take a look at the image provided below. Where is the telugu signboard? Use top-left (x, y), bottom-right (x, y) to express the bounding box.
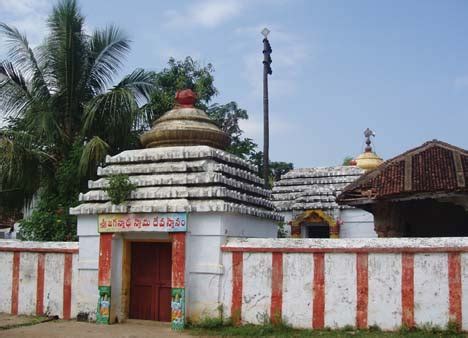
top-left (98, 213), bottom-right (187, 233)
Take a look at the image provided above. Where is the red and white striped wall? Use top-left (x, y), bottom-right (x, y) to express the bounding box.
top-left (221, 238), bottom-right (468, 330)
top-left (0, 241), bottom-right (79, 319)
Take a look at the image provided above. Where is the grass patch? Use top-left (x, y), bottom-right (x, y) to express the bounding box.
top-left (187, 322), bottom-right (468, 337)
top-left (0, 316), bottom-right (53, 330)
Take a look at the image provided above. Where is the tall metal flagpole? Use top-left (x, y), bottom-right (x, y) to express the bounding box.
top-left (262, 28), bottom-right (272, 188)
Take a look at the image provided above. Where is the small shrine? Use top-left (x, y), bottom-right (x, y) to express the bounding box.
top-left (272, 166), bottom-right (376, 238)
top-left (272, 129), bottom-right (383, 238)
top-left (70, 89), bottom-right (281, 328)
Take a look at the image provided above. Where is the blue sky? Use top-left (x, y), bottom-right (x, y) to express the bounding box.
top-left (1, 0), bottom-right (468, 168)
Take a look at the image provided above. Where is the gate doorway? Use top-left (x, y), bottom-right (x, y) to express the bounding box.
top-left (129, 242), bottom-right (172, 321)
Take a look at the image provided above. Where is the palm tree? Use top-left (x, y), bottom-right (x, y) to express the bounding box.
top-left (0, 0), bottom-right (154, 208)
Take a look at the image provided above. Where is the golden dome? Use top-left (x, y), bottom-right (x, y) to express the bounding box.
top-left (355, 150), bottom-right (383, 171)
top-left (354, 128), bottom-right (383, 171)
top-left (140, 89), bottom-right (230, 150)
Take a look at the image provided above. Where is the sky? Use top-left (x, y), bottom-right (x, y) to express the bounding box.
top-left (1, 0), bottom-right (468, 168)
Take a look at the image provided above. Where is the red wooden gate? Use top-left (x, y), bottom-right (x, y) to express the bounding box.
top-left (129, 242), bottom-right (172, 321)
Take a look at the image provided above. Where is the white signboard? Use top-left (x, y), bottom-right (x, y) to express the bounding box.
top-left (98, 213), bottom-right (187, 233)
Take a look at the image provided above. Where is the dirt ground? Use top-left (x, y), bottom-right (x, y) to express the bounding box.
top-left (0, 314), bottom-right (40, 329)
top-left (0, 317), bottom-right (193, 338)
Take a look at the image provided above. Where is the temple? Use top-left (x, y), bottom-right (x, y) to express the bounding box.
top-left (337, 140), bottom-right (468, 237)
top-left (272, 129), bottom-right (383, 238)
top-left (70, 89), bottom-right (281, 327)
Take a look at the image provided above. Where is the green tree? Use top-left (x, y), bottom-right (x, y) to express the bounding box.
top-left (143, 57), bottom-right (257, 159)
top-left (251, 151), bottom-right (294, 187)
top-left (0, 0), bottom-right (153, 240)
top-left (342, 156), bottom-right (354, 166)
top-left (206, 102), bottom-right (259, 159)
top-left (142, 57), bottom-right (217, 124)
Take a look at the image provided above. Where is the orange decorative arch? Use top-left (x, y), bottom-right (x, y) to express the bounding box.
top-left (290, 210), bottom-right (340, 239)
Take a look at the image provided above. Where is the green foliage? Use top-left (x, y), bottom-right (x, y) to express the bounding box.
top-left (193, 317), bottom-right (225, 330)
top-left (0, 0), bottom-right (153, 240)
top-left (79, 136), bottom-right (109, 177)
top-left (341, 324), bottom-right (356, 331)
top-left (105, 174), bottom-right (136, 205)
top-left (342, 156), bottom-right (354, 166)
top-left (19, 206), bottom-right (76, 242)
top-left (270, 161), bottom-right (294, 181)
top-left (19, 141), bottom-right (84, 241)
top-left (0, 129), bottom-right (53, 203)
top-left (252, 151), bottom-right (294, 187)
top-left (143, 57), bottom-right (216, 124)
top-left (0, 0), bottom-right (293, 242)
top-left (277, 222), bottom-right (288, 238)
top-left (0, 315), bottom-right (49, 330)
top-left (446, 320), bottom-right (461, 334)
top-left (367, 324), bottom-right (382, 332)
top-left (206, 102), bottom-right (258, 159)
top-left (189, 321), bottom-right (467, 337)
top-left (139, 56), bottom-right (294, 186)
top-left (143, 57), bottom-right (259, 162)
top-left (0, 0), bottom-right (153, 208)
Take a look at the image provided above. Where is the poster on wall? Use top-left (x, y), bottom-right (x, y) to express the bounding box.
top-left (96, 286), bottom-right (111, 324)
top-left (171, 288), bottom-right (185, 330)
top-left (98, 213), bottom-right (187, 233)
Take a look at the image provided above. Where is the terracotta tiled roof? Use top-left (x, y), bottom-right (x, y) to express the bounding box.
top-left (337, 140), bottom-right (468, 204)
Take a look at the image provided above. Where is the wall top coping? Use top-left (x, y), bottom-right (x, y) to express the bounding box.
top-left (222, 237), bottom-right (468, 253)
top-left (0, 240), bottom-right (79, 253)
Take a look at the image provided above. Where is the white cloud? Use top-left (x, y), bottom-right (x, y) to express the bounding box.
top-left (163, 0), bottom-right (245, 29)
top-left (0, 0), bottom-right (46, 15)
top-left (0, 0), bottom-right (50, 48)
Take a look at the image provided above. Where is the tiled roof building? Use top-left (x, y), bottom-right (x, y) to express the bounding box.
top-left (338, 140), bottom-right (468, 203)
top-left (337, 140), bottom-right (468, 237)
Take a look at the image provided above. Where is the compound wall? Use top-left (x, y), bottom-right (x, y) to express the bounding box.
top-left (220, 237), bottom-right (468, 330)
top-left (0, 240), bottom-right (79, 319)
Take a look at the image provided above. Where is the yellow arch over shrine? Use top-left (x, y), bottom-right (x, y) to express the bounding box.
top-left (290, 209), bottom-right (340, 238)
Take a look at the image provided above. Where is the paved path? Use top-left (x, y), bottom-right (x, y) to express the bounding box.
top-left (0, 319), bottom-right (194, 338)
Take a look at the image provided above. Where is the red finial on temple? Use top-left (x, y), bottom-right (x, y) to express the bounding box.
top-left (175, 89), bottom-right (197, 107)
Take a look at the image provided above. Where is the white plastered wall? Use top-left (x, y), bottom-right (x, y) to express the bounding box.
top-left (186, 212), bottom-right (277, 321)
top-left (76, 215), bottom-right (100, 320)
top-left (339, 209), bottom-right (377, 238)
top-left (77, 212), bottom-right (278, 322)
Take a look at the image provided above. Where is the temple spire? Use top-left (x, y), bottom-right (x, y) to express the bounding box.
top-left (355, 128), bottom-right (383, 171)
top-left (140, 89), bottom-right (230, 149)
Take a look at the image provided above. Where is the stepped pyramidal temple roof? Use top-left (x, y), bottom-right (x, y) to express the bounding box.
top-left (70, 90), bottom-right (282, 221)
top-left (272, 166), bottom-right (365, 212)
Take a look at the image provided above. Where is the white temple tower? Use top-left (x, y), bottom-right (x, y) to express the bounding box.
top-left (70, 89), bottom-right (281, 327)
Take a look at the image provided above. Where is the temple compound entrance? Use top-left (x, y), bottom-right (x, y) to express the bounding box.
top-left (94, 215), bottom-right (187, 328)
top-left (70, 90), bottom-right (281, 329)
